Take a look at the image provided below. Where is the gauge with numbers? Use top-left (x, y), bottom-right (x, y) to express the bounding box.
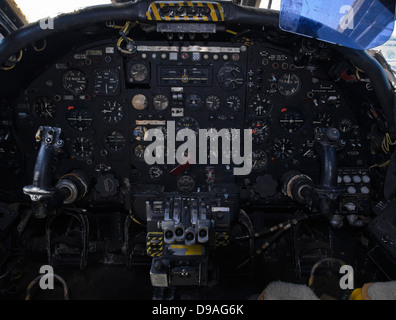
top-left (226, 96), bottom-right (241, 112)
top-left (273, 138), bottom-right (295, 159)
top-left (153, 94), bottom-right (169, 111)
top-left (176, 117), bottom-right (200, 134)
top-left (279, 109), bottom-right (305, 133)
top-left (185, 94), bottom-right (202, 111)
top-left (105, 131), bottom-right (125, 152)
top-left (149, 166), bottom-right (164, 179)
top-left (312, 112), bottom-right (334, 128)
top-left (71, 137), bottom-right (94, 160)
top-left (217, 64), bottom-right (244, 90)
top-left (33, 97), bottom-right (56, 119)
top-left (129, 63), bottom-right (149, 83)
top-left (132, 94), bottom-right (148, 110)
top-left (62, 69), bottom-right (87, 95)
top-left (250, 119), bottom-right (271, 145)
top-left (205, 95), bottom-right (221, 111)
top-left (300, 139), bottom-right (318, 160)
top-left (338, 118), bottom-right (353, 133)
top-left (93, 69), bottom-right (120, 96)
top-left (65, 105), bottom-right (93, 131)
top-left (134, 144), bottom-right (147, 160)
top-left (278, 73), bottom-right (301, 97)
top-left (100, 100), bottom-right (124, 124)
top-left (248, 94), bottom-right (273, 117)
top-left (252, 149), bottom-right (268, 171)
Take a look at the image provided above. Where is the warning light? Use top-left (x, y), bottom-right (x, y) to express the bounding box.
top-left (68, 106), bottom-right (75, 111)
top-left (281, 108), bottom-right (288, 113)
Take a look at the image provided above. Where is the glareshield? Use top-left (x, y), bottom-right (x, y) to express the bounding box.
top-left (279, 0), bottom-right (395, 50)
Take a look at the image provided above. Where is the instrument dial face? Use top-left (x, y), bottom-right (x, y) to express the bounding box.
top-left (252, 149), bottom-right (268, 170)
top-left (279, 109), bottom-right (305, 133)
top-left (33, 97), bottom-right (56, 119)
top-left (134, 144), bottom-right (147, 160)
top-left (185, 94), bottom-right (202, 111)
top-left (63, 69), bottom-right (87, 95)
top-left (100, 100), bottom-right (124, 124)
top-left (153, 94), bottom-right (169, 111)
top-left (226, 96), bottom-right (241, 112)
top-left (300, 139), bottom-right (318, 160)
top-left (130, 63), bottom-right (149, 83)
top-left (93, 69), bottom-right (120, 96)
top-left (217, 64), bottom-right (244, 90)
top-left (132, 94), bottom-right (148, 110)
top-left (338, 118), bottom-right (353, 133)
top-left (149, 166), bottom-right (163, 179)
top-left (312, 112), bottom-right (334, 128)
top-left (177, 175), bottom-right (195, 192)
top-left (273, 138), bottom-right (295, 159)
top-left (176, 117), bottom-right (200, 133)
top-left (71, 137), bottom-right (94, 160)
top-left (65, 106), bottom-right (93, 131)
top-left (248, 94), bottom-right (273, 117)
top-left (205, 95), bottom-right (221, 111)
top-left (250, 119), bottom-right (271, 145)
top-left (105, 131), bottom-right (125, 152)
top-left (278, 73), bottom-right (301, 96)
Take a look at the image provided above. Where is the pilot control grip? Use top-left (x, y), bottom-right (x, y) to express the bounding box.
top-left (23, 126), bottom-right (64, 218)
top-left (315, 128), bottom-right (345, 191)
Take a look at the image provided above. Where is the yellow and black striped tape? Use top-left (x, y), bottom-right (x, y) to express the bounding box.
top-left (147, 1), bottom-right (225, 22)
top-left (147, 232), bottom-right (164, 257)
top-left (215, 232), bottom-right (230, 247)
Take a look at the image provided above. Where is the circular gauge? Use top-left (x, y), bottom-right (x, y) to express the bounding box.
top-left (300, 139), bottom-right (318, 160)
top-left (273, 138), bottom-right (295, 159)
top-left (226, 96), bottom-right (241, 112)
top-left (63, 69), bottom-right (87, 95)
top-left (250, 119), bottom-right (271, 144)
top-left (153, 94), bottom-right (169, 111)
top-left (100, 100), bottom-right (124, 124)
top-left (312, 112), bottom-right (334, 128)
top-left (279, 109), bottom-right (305, 133)
top-left (134, 144), bottom-right (147, 160)
top-left (71, 137), bottom-right (94, 160)
top-left (132, 94), bottom-right (148, 110)
top-left (217, 64), bottom-right (244, 90)
top-left (129, 63), bottom-right (149, 83)
top-left (185, 94), bottom-right (202, 111)
top-left (65, 106), bottom-right (93, 131)
top-left (149, 166), bottom-right (163, 179)
top-left (278, 73), bottom-right (301, 96)
top-left (248, 94), bottom-right (273, 117)
top-left (176, 117), bottom-right (200, 133)
top-left (205, 95), bottom-right (221, 111)
top-left (252, 149), bottom-right (268, 170)
top-left (33, 97), bottom-right (56, 119)
top-left (177, 175), bottom-right (195, 192)
top-left (338, 118), bottom-right (353, 133)
top-left (133, 126), bottom-right (148, 141)
top-left (93, 69), bottom-right (120, 96)
top-left (105, 131), bottom-right (125, 152)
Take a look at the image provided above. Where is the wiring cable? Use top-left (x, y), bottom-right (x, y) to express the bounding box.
top-left (25, 273), bottom-right (70, 300)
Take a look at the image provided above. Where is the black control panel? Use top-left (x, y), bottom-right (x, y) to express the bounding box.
top-left (13, 38), bottom-right (369, 210)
